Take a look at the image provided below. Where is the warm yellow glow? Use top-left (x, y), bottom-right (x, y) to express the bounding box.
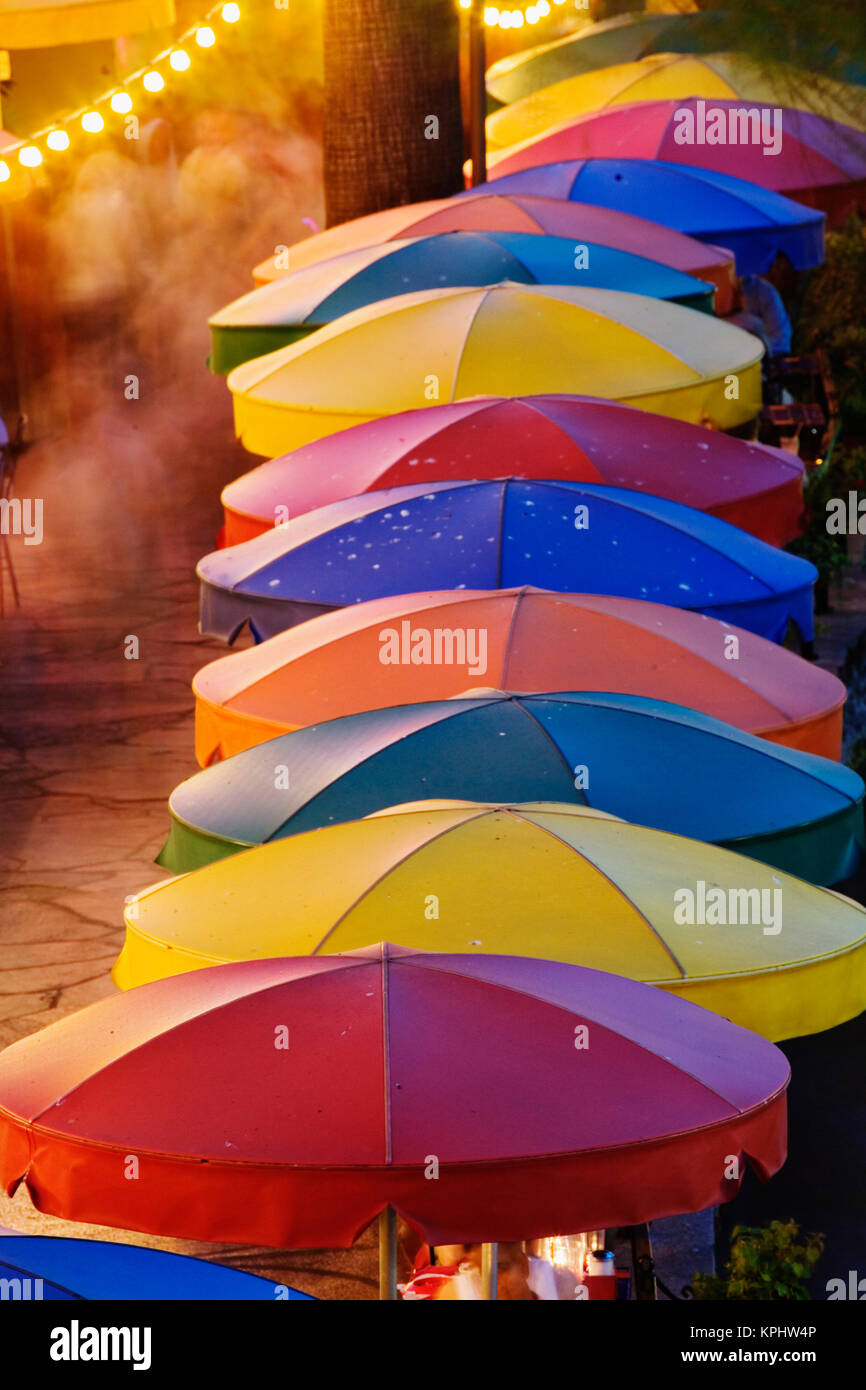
top-left (81, 111), bottom-right (104, 133)
top-left (511, 8), bottom-right (524, 23)
top-left (498, 9), bottom-right (511, 24)
top-left (195, 25), bottom-right (216, 46)
top-left (143, 70), bottom-right (165, 92)
top-left (169, 49), bottom-right (191, 71)
top-left (538, 0), bottom-right (551, 11)
top-left (47, 129), bottom-right (71, 151)
top-left (111, 91), bottom-right (134, 114)
top-left (527, 4), bottom-right (538, 18)
top-left (18, 145), bottom-right (42, 167)
top-left (0, 162), bottom-right (10, 182)
top-left (484, 5), bottom-right (499, 20)
top-left (221, 2), bottom-right (240, 20)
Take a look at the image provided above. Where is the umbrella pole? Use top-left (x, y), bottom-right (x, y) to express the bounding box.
top-left (481, 1242), bottom-right (498, 1300)
top-left (378, 1206), bottom-right (398, 1301)
top-left (468, 1), bottom-right (487, 186)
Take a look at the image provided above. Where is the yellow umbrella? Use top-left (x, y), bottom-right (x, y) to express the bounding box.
top-left (0, 0), bottom-right (173, 47)
top-left (228, 283), bottom-right (763, 457)
top-left (487, 52), bottom-right (866, 150)
top-left (115, 800), bottom-right (866, 1042)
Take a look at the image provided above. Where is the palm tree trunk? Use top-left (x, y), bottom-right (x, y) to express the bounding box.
top-left (322, 0), bottom-right (464, 228)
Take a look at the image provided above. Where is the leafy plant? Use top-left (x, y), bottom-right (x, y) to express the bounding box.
top-left (797, 215), bottom-right (866, 432)
top-left (692, 1221), bottom-right (824, 1301)
top-left (786, 444), bottom-right (866, 606)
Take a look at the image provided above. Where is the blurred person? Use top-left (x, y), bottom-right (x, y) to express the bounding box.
top-left (526, 1246), bottom-right (580, 1300)
top-left (433, 1242), bottom-right (538, 1300)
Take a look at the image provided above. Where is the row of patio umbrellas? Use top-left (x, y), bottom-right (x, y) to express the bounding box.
top-left (3, 6), bottom-right (866, 1300)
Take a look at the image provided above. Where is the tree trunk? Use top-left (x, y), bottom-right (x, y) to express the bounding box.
top-left (322, 0), bottom-right (464, 228)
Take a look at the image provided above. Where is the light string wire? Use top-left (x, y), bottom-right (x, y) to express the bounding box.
top-left (0, 1), bottom-right (242, 184)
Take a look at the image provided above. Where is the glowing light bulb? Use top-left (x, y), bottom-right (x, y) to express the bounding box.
top-left (111, 91), bottom-right (133, 114)
top-left (81, 111), bottom-right (104, 133)
top-left (484, 4), bottom-right (499, 19)
top-left (195, 25), bottom-right (216, 46)
top-left (458, 0), bottom-right (471, 7)
top-left (221, 2), bottom-right (240, 20)
top-left (143, 70), bottom-right (165, 92)
top-left (170, 49), bottom-right (191, 70)
top-left (527, 4), bottom-right (538, 18)
top-left (18, 145), bottom-right (42, 168)
top-left (498, 9), bottom-right (511, 24)
top-left (538, 0), bottom-right (551, 11)
top-left (47, 129), bottom-right (71, 151)
top-left (0, 162), bottom-right (10, 182)
top-left (511, 8), bottom-right (524, 23)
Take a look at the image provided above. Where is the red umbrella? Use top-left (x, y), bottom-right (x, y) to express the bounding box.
top-left (220, 395), bottom-right (805, 548)
top-left (0, 946), bottom-right (788, 1266)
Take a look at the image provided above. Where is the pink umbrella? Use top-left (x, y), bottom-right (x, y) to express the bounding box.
top-left (485, 100), bottom-right (866, 225)
top-left (0, 946), bottom-right (788, 1253)
top-left (220, 396), bottom-right (804, 548)
top-left (251, 192), bottom-right (737, 313)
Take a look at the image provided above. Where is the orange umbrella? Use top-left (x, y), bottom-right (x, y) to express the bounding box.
top-left (193, 588), bottom-right (845, 767)
top-left (251, 192), bottom-right (737, 313)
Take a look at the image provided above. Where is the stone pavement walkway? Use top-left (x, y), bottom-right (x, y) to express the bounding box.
top-left (0, 374), bottom-right (379, 1298)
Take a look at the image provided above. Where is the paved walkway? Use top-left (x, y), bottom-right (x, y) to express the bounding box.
top-left (0, 372), bottom-right (379, 1299)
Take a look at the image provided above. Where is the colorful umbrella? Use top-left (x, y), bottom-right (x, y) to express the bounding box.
top-left (487, 54), bottom-right (866, 151)
top-left (0, 945), bottom-right (790, 1247)
top-left (227, 284), bottom-right (763, 457)
top-left (192, 588), bottom-right (846, 766)
top-left (469, 159), bottom-right (825, 274)
top-left (211, 232), bottom-right (716, 375)
top-left (0, 1234), bottom-right (313, 1299)
top-left (220, 396), bottom-right (805, 549)
top-left (486, 11), bottom-right (735, 105)
top-left (250, 191), bottom-right (738, 312)
top-left (117, 801), bottom-right (866, 1043)
top-left (482, 101), bottom-right (866, 226)
top-left (158, 691), bottom-right (865, 887)
top-left (485, 11), bottom-right (866, 107)
top-left (198, 479), bottom-right (816, 645)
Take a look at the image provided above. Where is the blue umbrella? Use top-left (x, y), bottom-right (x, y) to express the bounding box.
top-left (208, 230), bottom-right (715, 374)
top-left (0, 1233), bottom-right (314, 1299)
top-left (464, 160), bottom-right (826, 275)
top-left (157, 690), bottom-right (864, 887)
top-left (198, 478), bottom-right (816, 646)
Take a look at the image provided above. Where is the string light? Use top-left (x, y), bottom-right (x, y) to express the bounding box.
top-left (472, 0), bottom-right (566, 25)
top-left (0, 2), bottom-right (243, 197)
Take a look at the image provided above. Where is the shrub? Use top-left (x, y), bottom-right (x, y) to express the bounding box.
top-left (692, 1220), bottom-right (824, 1301)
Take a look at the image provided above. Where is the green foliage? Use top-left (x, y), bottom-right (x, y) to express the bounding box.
top-left (797, 215), bottom-right (866, 431)
top-left (786, 445), bottom-right (866, 602)
top-left (688, 0), bottom-right (866, 82)
top-left (692, 1221), bottom-right (824, 1302)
